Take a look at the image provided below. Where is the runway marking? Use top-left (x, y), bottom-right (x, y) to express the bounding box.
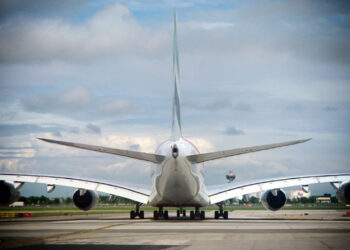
top-left (1, 222), bottom-right (134, 248)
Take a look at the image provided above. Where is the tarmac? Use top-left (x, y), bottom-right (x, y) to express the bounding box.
top-left (0, 209), bottom-right (350, 250)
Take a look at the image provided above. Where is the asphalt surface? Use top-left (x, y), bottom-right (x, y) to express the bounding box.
top-left (0, 210), bottom-right (350, 250)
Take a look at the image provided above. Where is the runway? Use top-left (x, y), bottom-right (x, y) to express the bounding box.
top-left (1, 210), bottom-right (350, 250)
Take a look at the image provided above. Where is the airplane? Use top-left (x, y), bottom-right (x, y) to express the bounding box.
top-left (226, 171), bottom-right (236, 183)
top-left (1, 10), bottom-right (349, 220)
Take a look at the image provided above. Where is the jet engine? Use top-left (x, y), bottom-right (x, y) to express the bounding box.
top-left (261, 189), bottom-right (286, 211)
top-left (73, 189), bottom-right (98, 211)
top-left (336, 182), bottom-right (350, 205)
top-left (0, 181), bottom-right (20, 206)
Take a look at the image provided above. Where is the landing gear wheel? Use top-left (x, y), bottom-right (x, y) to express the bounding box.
top-left (153, 210), bottom-right (159, 220)
top-left (177, 210), bottom-right (180, 217)
top-left (223, 211), bottom-right (228, 219)
top-left (164, 210), bottom-right (169, 219)
top-left (130, 210), bottom-right (136, 219)
top-left (140, 210), bottom-right (144, 219)
top-left (200, 211), bottom-right (205, 220)
top-left (214, 211), bottom-right (219, 219)
top-left (183, 210), bottom-right (186, 217)
top-left (190, 211), bottom-right (195, 220)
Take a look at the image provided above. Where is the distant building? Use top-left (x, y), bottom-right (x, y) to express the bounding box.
top-left (316, 197), bottom-right (331, 204)
top-left (289, 190), bottom-right (311, 199)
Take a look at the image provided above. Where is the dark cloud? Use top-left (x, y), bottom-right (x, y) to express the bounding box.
top-left (224, 126), bottom-right (245, 136)
top-left (0, 0), bottom-right (87, 21)
top-left (86, 123), bottom-right (101, 134)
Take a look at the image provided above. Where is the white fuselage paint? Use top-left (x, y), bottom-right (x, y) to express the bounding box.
top-left (148, 138), bottom-right (209, 207)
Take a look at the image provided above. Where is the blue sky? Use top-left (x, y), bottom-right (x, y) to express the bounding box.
top-left (0, 0), bottom-right (349, 197)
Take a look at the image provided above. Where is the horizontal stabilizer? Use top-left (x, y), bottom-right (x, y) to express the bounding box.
top-left (186, 139), bottom-right (311, 164)
top-left (38, 138), bottom-right (165, 164)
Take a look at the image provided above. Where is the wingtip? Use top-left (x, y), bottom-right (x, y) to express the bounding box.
top-left (300, 138), bottom-right (312, 143)
top-left (37, 137), bottom-right (52, 143)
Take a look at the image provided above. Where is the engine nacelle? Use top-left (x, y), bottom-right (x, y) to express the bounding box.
top-left (73, 189), bottom-right (98, 211)
top-left (336, 182), bottom-right (350, 205)
top-left (261, 189), bottom-right (286, 211)
top-left (0, 181), bottom-right (20, 206)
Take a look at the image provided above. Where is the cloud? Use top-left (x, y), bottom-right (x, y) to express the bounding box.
top-left (224, 126), bottom-right (245, 136)
top-left (0, 123), bottom-right (81, 138)
top-left (233, 103), bottom-right (254, 112)
top-left (323, 106), bottom-right (339, 112)
top-left (0, 2), bottom-right (169, 63)
top-left (86, 123), bottom-right (101, 134)
top-left (22, 86), bottom-right (91, 113)
top-left (129, 144), bottom-right (140, 151)
top-left (186, 21), bottom-right (234, 30)
top-left (0, 0), bottom-right (87, 20)
top-left (21, 86), bottom-right (133, 120)
top-left (184, 99), bottom-right (232, 111)
top-left (0, 123), bottom-right (60, 137)
top-left (0, 159), bottom-right (26, 172)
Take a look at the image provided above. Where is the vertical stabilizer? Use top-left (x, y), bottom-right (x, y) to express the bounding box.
top-left (171, 9), bottom-right (182, 140)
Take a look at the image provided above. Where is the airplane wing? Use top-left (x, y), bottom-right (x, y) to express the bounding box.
top-left (0, 173), bottom-right (150, 204)
top-left (38, 138), bottom-right (165, 164)
top-left (186, 139), bottom-right (311, 164)
top-left (208, 173), bottom-right (350, 204)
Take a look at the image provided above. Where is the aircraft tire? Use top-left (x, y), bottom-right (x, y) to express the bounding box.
top-left (183, 210), bottom-right (186, 217)
top-left (223, 211), bottom-right (228, 219)
top-left (177, 210), bottom-right (180, 217)
top-left (214, 211), bottom-right (219, 219)
top-left (190, 211), bottom-right (195, 220)
top-left (200, 211), bottom-right (205, 220)
top-left (130, 210), bottom-right (136, 219)
top-left (153, 210), bottom-right (159, 220)
top-left (164, 210), bottom-right (169, 219)
top-left (140, 210), bottom-right (144, 219)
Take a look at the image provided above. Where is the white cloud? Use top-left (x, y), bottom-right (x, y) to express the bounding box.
top-left (186, 21), bottom-right (234, 30)
top-left (0, 3), bottom-right (170, 63)
top-left (0, 159), bottom-right (24, 172)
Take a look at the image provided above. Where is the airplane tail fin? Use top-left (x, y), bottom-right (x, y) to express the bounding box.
top-left (171, 9), bottom-right (182, 141)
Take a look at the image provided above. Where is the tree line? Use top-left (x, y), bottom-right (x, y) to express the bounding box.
top-left (228, 193), bottom-right (338, 205)
top-left (18, 195), bottom-right (136, 206)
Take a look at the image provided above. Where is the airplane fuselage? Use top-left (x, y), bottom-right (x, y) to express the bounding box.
top-left (149, 138), bottom-right (210, 207)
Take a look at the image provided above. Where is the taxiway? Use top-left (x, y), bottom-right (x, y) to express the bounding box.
top-left (0, 210), bottom-right (349, 249)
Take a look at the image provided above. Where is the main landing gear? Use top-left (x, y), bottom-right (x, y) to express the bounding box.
top-left (153, 207), bottom-right (169, 220)
top-left (130, 203), bottom-right (144, 219)
top-left (214, 202), bottom-right (228, 219)
top-left (176, 208), bottom-right (186, 217)
top-left (190, 207), bottom-right (205, 220)
top-left (153, 207), bottom-right (205, 220)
